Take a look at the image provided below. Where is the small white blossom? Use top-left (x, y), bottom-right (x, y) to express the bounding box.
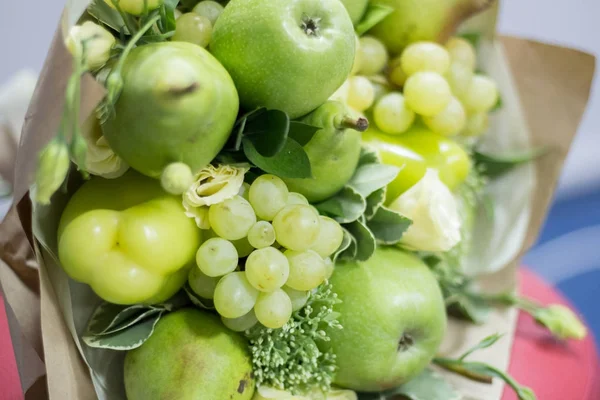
top-left (66, 21), bottom-right (115, 70)
top-left (80, 116), bottom-right (129, 179)
top-left (389, 169), bottom-right (462, 252)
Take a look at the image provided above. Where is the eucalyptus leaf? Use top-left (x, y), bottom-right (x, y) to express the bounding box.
top-left (348, 163), bottom-right (400, 198)
top-left (244, 109), bottom-right (290, 157)
top-left (288, 121), bottom-right (321, 146)
top-left (83, 311), bottom-right (163, 350)
top-left (184, 285), bottom-right (216, 310)
top-left (357, 369), bottom-right (461, 400)
top-left (88, 0), bottom-right (128, 33)
top-left (367, 206), bottom-right (412, 245)
top-left (474, 148), bottom-right (546, 179)
top-left (315, 186), bottom-right (366, 224)
top-left (345, 220), bottom-right (376, 261)
top-left (243, 137), bottom-right (312, 179)
top-left (355, 3), bottom-right (395, 36)
top-left (365, 187), bottom-right (386, 220)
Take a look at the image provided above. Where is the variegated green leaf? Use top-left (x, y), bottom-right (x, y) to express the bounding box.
top-left (83, 311), bottom-right (163, 350)
top-left (332, 228), bottom-right (354, 263)
top-left (367, 206), bottom-right (412, 245)
top-left (184, 285), bottom-right (216, 310)
top-left (365, 187), bottom-right (386, 220)
top-left (85, 303), bottom-right (157, 336)
top-left (348, 163), bottom-right (399, 198)
top-left (316, 186), bottom-right (366, 224)
top-left (345, 220), bottom-right (376, 261)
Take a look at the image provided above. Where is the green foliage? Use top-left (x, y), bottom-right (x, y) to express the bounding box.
top-left (355, 4), bottom-right (394, 36)
top-left (474, 148), bottom-right (546, 179)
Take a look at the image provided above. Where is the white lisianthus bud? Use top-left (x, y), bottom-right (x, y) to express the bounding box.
top-left (34, 138), bottom-right (71, 205)
top-left (534, 304), bottom-right (587, 340)
top-left (103, 0), bottom-right (163, 16)
top-left (389, 169), bottom-right (461, 252)
top-left (66, 21), bottom-right (115, 70)
top-left (79, 116), bottom-right (128, 179)
top-left (183, 164), bottom-right (249, 229)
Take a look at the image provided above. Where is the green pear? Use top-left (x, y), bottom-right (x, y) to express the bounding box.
top-left (368, 0), bottom-right (494, 54)
top-left (282, 101), bottom-right (367, 203)
top-left (124, 309), bottom-right (255, 399)
top-left (326, 247), bottom-right (447, 391)
top-left (340, 0), bottom-right (370, 25)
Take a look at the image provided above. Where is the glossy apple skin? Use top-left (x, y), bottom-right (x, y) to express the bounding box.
top-left (362, 124), bottom-right (471, 202)
top-left (58, 171), bottom-right (201, 305)
top-left (326, 247), bottom-right (447, 391)
top-left (210, 0), bottom-right (356, 118)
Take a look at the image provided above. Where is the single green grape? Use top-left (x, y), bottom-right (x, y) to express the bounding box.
top-left (209, 195), bottom-right (256, 240)
top-left (192, 0), bottom-right (224, 25)
top-left (221, 310), bottom-right (258, 332)
top-left (445, 62), bottom-right (474, 99)
top-left (373, 92), bottom-right (415, 135)
top-left (401, 42), bottom-right (451, 76)
top-left (254, 289), bottom-right (293, 329)
top-left (462, 112), bottom-right (489, 137)
top-left (462, 75), bottom-right (499, 113)
top-left (284, 249), bottom-right (327, 291)
top-left (388, 55), bottom-right (408, 87)
top-left (249, 174), bottom-right (289, 221)
top-left (188, 266), bottom-right (219, 299)
top-left (273, 205), bottom-right (320, 251)
top-left (283, 286), bottom-right (309, 311)
top-left (311, 216), bottom-right (344, 258)
top-left (347, 76), bottom-right (375, 112)
top-left (286, 192), bottom-right (309, 206)
top-left (423, 96), bottom-right (467, 136)
top-left (358, 36), bottom-right (389, 76)
top-left (214, 272), bottom-right (258, 319)
top-left (404, 72), bottom-right (452, 116)
top-left (247, 221), bottom-right (276, 249)
top-left (171, 13), bottom-right (212, 48)
top-left (245, 247), bottom-right (290, 292)
top-left (196, 237), bottom-right (238, 277)
top-left (445, 37), bottom-right (476, 71)
top-left (103, 0), bottom-right (162, 15)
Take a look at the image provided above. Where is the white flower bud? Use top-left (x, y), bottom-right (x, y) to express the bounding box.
top-left (79, 116), bottom-right (128, 179)
top-left (161, 162), bottom-right (194, 195)
top-left (389, 169), bottom-right (461, 252)
top-left (66, 21), bottom-right (115, 70)
top-left (34, 138), bottom-right (70, 205)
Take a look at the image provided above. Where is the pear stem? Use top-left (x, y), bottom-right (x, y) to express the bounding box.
top-left (336, 116), bottom-right (369, 132)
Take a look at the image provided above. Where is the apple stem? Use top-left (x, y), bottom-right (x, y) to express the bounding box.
top-left (336, 116), bottom-right (369, 132)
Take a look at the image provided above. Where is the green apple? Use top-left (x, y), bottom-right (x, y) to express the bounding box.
top-left (58, 171), bottom-right (201, 305)
top-left (125, 308), bottom-right (255, 399)
top-left (326, 247), bottom-right (447, 391)
top-left (368, 0), bottom-right (494, 54)
top-left (210, 0), bottom-right (356, 118)
top-left (340, 0), bottom-right (370, 25)
top-left (102, 42), bottom-right (239, 178)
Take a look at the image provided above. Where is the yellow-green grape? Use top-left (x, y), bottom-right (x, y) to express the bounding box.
top-left (311, 216), bottom-right (345, 258)
top-left (196, 237), bottom-right (238, 277)
top-left (214, 272), bottom-right (258, 319)
top-left (221, 310), bottom-right (258, 332)
top-left (254, 289), bottom-right (293, 329)
top-left (462, 112), bottom-right (489, 137)
top-left (445, 62), bottom-right (474, 99)
top-left (388, 56), bottom-right (408, 87)
top-left (104, 0), bottom-right (162, 15)
top-left (286, 192), bottom-right (309, 206)
top-left (188, 267), bottom-right (219, 299)
top-left (192, 0), bottom-right (224, 25)
top-left (245, 247), bottom-right (290, 292)
top-left (373, 92), bottom-right (415, 135)
top-left (423, 97), bottom-right (467, 137)
top-left (239, 182), bottom-right (251, 201)
top-left (445, 37), bottom-right (476, 71)
top-left (462, 75), bottom-right (499, 113)
top-left (249, 174), bottom-right (289, 221)
top-left (283, 286), bottom-right (309, 311)
top-left (209, 195), bottom-right (257, 240)
top-left (347, 76), bottom-right (375, 112)
top-left (358, 36), bottom-right (389, 76)
top-left (284, 249), bottom-right (327, 291)
top-left (232, 237), bottom-right (254, 257)
top-left (324, 257), bottom-right (334, 280)
top-left (172, 13), bottom-right (212, 48)
top-left (273, 205), bottom-right (320, 251)
top-left (248, 221), bottom-right (277, 249)
top-left (400, 42), bottom-right (451, 76)
top-left (351, 35), bottom-right (362, 76)
top-left (404, 72), bottom-right (452, 117)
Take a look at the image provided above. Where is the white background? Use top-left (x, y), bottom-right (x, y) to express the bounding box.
top-left (0, 0), bottom-right (598, 198)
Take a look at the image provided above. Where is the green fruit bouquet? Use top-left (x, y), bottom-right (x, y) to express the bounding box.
top-left (24, 0), bottom-right (588, 399)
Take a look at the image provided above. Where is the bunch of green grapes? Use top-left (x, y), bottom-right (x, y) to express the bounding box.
top-left (341, 35), bottom-right (499, 138)
top-left (171, 1), bottom-right (224, 48)
top-left (187, 174), bottom-right (344, 331)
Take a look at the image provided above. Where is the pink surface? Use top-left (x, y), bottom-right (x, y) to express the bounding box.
top-left (502, 269), bottom-right (600, 400)
top-left (0, 294), bottom-right (23, 400)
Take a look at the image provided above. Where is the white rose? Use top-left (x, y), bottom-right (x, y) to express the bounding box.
top-left (183, 164), bottom-right (248, 229)
top-left (80, 116), bottom-right (129, 179)
top-left (66, 21), bottom-right (115, 70)
top-left (389, 169), bottom-right (461, 252)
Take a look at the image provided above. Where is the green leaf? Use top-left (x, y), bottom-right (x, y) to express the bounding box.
top-left (332, 229), bottom-right (354, 263)
top-left (184, 285), bottom-right (216, 310)
top-left (287, 121), bottom-right (321, 146)
top-left (355, 3), bottom-right (395, 36)
top-left (348, 163), bottom-right (400, 198)
top-left (345, 220), bottom-right (376, 261)
top-left (315, 186), bottom-right (366, 224)
top-left (243, 137), bottom-right (312, 179)
top-left (85, 303), bottom-right (155, 335)
top-left (447, 295), bottom-right (491, 324)
top-left (491, 92), bottom-right (503, 112)
top-left (357, 369), bottom-right (461, 400)
top-left (474, 148), bottom-right (546, 179)
top-left (337, 229), bottom-right (358, 261)
top-left (228, 108), bottom-right (266, 151)
top-left (459, 32), bottom-right (482, 48)
top-left (358, 145), bottom-right (380, 166)
top-left (367, 206), bottom-right (412, 245)
top-left (88, 0), bottom-right (128, 33)
top-left (157, 1), bottom-right (178, 34)
top-left (460, 333), bottom-right (504, 361)
top-left (365, 187), bottom-right (386, 220)
top-left (245, 109), bottom-right (290, 157)
top-left (82, 311), bottom-right (163, 350)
